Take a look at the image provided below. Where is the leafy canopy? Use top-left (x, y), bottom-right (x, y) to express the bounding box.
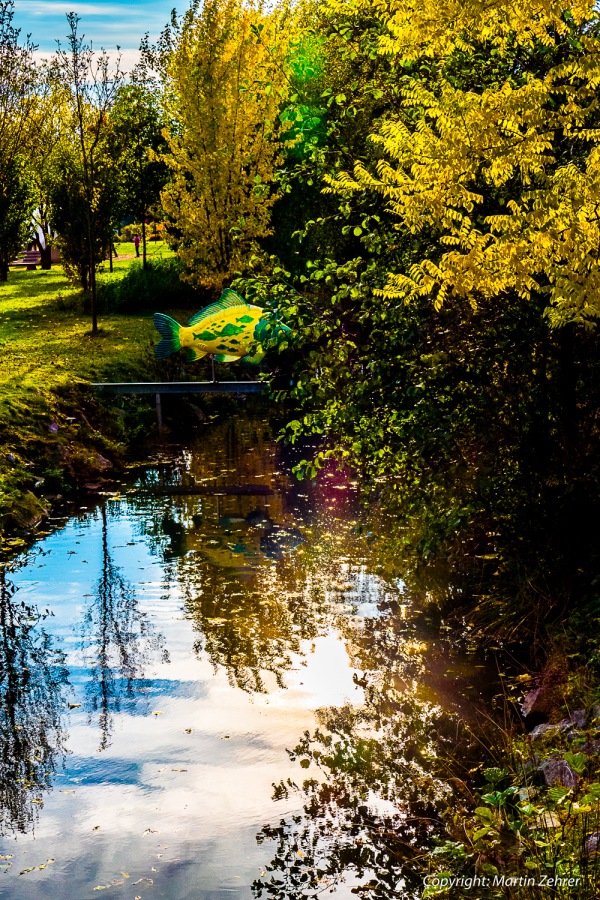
top-left (330, 0), bottom-right (600, 327)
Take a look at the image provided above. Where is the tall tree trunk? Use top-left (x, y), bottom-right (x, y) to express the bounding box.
top-left (0, 259), bottom-right (8, 282)
top-left (559, 323), bottom-right (577, 447)
top-left (87, 215), bottom-right (97, 335)
top-left (142, 216), bottom-right (147, 270)
top-left (90, 262), bottom-right (97, 334)
top-left (40, 245), bottom-right (52, 270)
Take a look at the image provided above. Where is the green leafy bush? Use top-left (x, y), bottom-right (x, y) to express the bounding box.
top-left (93, 257), bottom-right (201, 314)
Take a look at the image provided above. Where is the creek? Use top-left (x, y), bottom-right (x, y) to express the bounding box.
top-left (0, 411), bottom-right (499, 899)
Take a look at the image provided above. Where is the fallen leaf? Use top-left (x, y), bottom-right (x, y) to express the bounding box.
top-left (19, 859), bottom-right (54, 875)
top-left (69, 703), bottom-right (82, 709)
top-left (152, 711), bottom-right (163, 716)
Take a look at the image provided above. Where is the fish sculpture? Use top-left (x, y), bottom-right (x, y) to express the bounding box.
top-left (153, 288), bottom-right (289, 364)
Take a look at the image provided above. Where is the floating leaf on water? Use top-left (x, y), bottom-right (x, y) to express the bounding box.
top-left (19, 859), bottom-right (54, 876)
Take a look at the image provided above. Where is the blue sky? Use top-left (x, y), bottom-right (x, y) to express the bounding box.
top-left (14, 0), bottom-right (182, 65)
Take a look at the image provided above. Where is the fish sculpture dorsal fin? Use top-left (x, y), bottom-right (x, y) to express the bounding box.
top-left (186, 288), bottom-right (249, 327)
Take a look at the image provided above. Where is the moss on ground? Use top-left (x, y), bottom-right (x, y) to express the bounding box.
top-left (0, 243), bottom-right (176, 537)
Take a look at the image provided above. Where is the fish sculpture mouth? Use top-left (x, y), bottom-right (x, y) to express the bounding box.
top-left (153, 288), bottom-right (291, 365)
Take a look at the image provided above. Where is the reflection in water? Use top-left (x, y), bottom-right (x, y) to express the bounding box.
top-left (127, 415), bottom-right (353, 695)
top-left (81, 506), bottom-right (167, 750)
top-left (0, 566), bottom-right (68, 835)
top-left (0, 412), bottom-right (495, 898)
top-left (254, 576), bottom-right (488, 899)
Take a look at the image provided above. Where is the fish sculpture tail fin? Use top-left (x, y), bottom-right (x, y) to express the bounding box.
top-left (153, 313), bottom-right (181, 359)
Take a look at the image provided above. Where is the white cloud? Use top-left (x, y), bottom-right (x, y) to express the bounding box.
top-left (32, 46), bottom-right (141, 72)
top-left (19, 1), bottom-right (125, 16)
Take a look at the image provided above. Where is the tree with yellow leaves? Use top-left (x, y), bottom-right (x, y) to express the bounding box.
top-left (161, 0), bottom-right (293, 292)
top-left (331, 0), bottom-right (600, 327)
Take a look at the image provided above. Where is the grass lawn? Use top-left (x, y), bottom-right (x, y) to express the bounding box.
top-left (1, 241), bottom-right (175, 395)
top-left (0, 242), bottom-right (177, 535)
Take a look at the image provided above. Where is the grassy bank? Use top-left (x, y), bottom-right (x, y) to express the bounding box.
top-left (0, 243), bottom-right (175, 538)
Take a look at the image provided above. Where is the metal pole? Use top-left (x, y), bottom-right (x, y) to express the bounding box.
top-left (156, 392), bottom-right (163, 433)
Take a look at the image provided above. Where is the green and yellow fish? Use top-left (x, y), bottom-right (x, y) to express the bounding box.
top-left (153, 288), bottom-right (288, 364)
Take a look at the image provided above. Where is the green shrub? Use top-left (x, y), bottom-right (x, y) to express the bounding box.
top-left (51, 290), bottom-right (82, 312)
top-left (93, 257), bottom-right (202, 314)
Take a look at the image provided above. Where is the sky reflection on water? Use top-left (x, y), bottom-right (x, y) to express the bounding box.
top-left (0, 415), bottom-right (373, 898)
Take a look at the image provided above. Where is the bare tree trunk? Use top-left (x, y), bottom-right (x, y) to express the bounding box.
top-left (142, 216), bottom-right (147, 270)
top-left (88, 216), bottom-right (97, 334)
top-left (39, 245), bottom-right (52, 270)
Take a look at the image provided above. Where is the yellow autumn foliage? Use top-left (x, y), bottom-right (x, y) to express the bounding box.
top-left (329, 0), bottom-right (600, 326)
top-left (161, 0), bottom-right (293, 292)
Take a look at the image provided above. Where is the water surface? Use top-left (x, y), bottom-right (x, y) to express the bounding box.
top-left (0, 414), bottom-right (493, 899)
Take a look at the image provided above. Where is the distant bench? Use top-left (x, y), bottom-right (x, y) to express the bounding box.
top-left (10, 250), bottom-right (41, 271)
